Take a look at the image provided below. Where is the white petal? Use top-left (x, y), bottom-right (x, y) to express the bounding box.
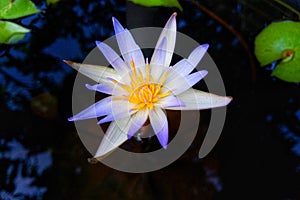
top-left (187, 44), bottom-right (209, 67)
top-left (151, 13), bottom-right (177, 67)
top-left (68, 96), bottom-right (112, 121)
top-left (96, 41), bottom-right (129, 74)
top-left (157, 95), bottom-right (185, 108)
top-left (127, 109), bottom-right (149, 138)
top-left (150, 37), bottom-right (167, 66)
top-left (170, 59), bottom-right (195, 79)
top-left (63, 60), bottom-right (121, 83)
top-left (164, 70), bottom-right (208, 95)
top-left (86, 82), bottom-right (128, 96)
top-left (150, 64), bottom-right (168, 82)
top-left (98, 100), bottom-right (136, 124)
top-left (149, 38), bottom-right (167, 81)
top-left (93, 117), bottom-right (131, 159)
top-left (166, 88), bottom-right (232, 110)
top-left (149, 107), bottom-right (169, 148)
top-left (86, 83), bottom-right (114, 95)
top-left (168, 44), bottom-right (209, 80)
top-left (112, 17), bottom-right (145, 68)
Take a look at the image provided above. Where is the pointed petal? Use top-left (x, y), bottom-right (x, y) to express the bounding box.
top-left (170, 59), bottom-right (195, 79)
top-left (96, 41), bottom-right (129, 74)
top-left (112, 17), bottom-right (145, 68)
top-left (112, 16), bottom-right (124, 33)
top-left (150, 37), bottom-right (167, 66)
top-left (168, 44), bottom-right (209, 80)
top-left (186, 70), bottom-right (208, 85)
top-left (86, 83), bottom-right (114, 95)
top-left (127, 109), bottom-right (149, 139)
top-left (63, 60), bottom-right (120, 83)
top-left (85, 82), bottom-right (128, 96)
top-left (188, 44), bottom-right (209, 67)
top-left (68, 96), bottom-right (112, 121)
top-left (166, 88), bottom-right (232, 110)
top-left (164, 70), bottom-right (208, 95)
top-left (149, 107), bottom-right (169, 148)
top-left (151, 13), bottom-right (177, 67)
top-left (150, 38), bottom-right (167, 81)
top-left (98, 100), bottom-right (136, 124)
top-left (93, 117), bottom-right (131, 160)
top-left (157, 95), bottom-right (185, 108)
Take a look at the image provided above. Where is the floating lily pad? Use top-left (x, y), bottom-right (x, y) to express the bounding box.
top-left (0, 0), bottom-right (40, 20)
top-left (0, 21), bottom-right (30, 44)
top-left (254, 21), bottom-right (300, 82)
top-left (129, 0), bottom-right (183, 11)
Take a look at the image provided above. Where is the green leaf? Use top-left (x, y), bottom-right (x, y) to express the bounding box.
top-left (129, 0), bottom-right (183, 11)
top-left (254, 21), bottom-right (300, 82)
top-left (0, 21), bottom-right (30, 44)
top-left (0, 0), bottom-right (40, 20)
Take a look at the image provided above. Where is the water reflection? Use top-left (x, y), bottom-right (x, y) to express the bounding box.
top-left (0, 139), bottom-right (52, 199)
top-left (0, 0), bottom-right (300, 199)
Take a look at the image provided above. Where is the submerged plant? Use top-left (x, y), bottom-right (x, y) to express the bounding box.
top-left (65, 13), bottom-right (232, 160)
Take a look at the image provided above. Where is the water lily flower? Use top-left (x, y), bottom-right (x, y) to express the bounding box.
top-left (65, 13), bottom-right (232, 160)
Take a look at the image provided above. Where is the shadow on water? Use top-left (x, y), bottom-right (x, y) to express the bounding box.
top-left (0, 0), bottom-right (300, 199)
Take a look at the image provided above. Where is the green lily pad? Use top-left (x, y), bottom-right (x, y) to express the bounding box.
top-left (254, 21), bottom-right (300, 82)
top-left (0, 0), bottom-right (40, 20)
top-left (129, 0), bottom-right (183, 11)
top-left (0, 21), bottom-right (30, 44)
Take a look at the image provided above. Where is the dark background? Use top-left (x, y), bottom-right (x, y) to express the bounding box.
top-left (0, 0), bottom-right (300, 199)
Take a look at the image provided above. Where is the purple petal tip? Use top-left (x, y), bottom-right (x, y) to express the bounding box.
top-left (68, 117), bottom-right (74, 121)
top-left (85, 84), bottom-right (92, 90)
top-left (112, 17), bottom-right (124, 33)
top-left (201, 70), bottom-right (208, 76)
top-left (201, 44), bottom-right (209, 50)
top-left (95, 40), bottom-right (101, 46)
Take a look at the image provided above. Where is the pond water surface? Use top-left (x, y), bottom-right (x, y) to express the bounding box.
top-left (1, 0), bottom-right (300, 199)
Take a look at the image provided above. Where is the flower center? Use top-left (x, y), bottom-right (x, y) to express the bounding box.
top-left (110, 60), bottom-right (171, 111)
top-left (129, 83), bottom-right (160, 110)
top-left (128, 61), bottom-right (171, 110)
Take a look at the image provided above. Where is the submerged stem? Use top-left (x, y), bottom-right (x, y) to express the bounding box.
top-left (189, 0), bottom-right (256, 82)
top-left (274, 0), bottom-right (300, 20)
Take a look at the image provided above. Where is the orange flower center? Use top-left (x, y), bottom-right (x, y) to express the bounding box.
top-left (110, 60), bottom-right (171, 110)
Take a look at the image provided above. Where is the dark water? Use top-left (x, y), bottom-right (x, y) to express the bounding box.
top-left (1, 0), bottom-right (300, 199)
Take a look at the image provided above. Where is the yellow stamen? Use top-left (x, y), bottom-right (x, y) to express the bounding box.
top-left (130, 60), bottom-right (138, 80)
top-left (157, 91), bottom-right (172, 99)
top-left (112, 97), bottom-right (127, 101)
top-left (113, 60), bottom-right (172, 111)
top-left (146, 62), bottom-right (150, 82)
top-left (138, 69), bottom-right (144, 83)
top-left (159, 70), bottom-right (169, 85)
top-left (108, 77), bottom-right (132, 93)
